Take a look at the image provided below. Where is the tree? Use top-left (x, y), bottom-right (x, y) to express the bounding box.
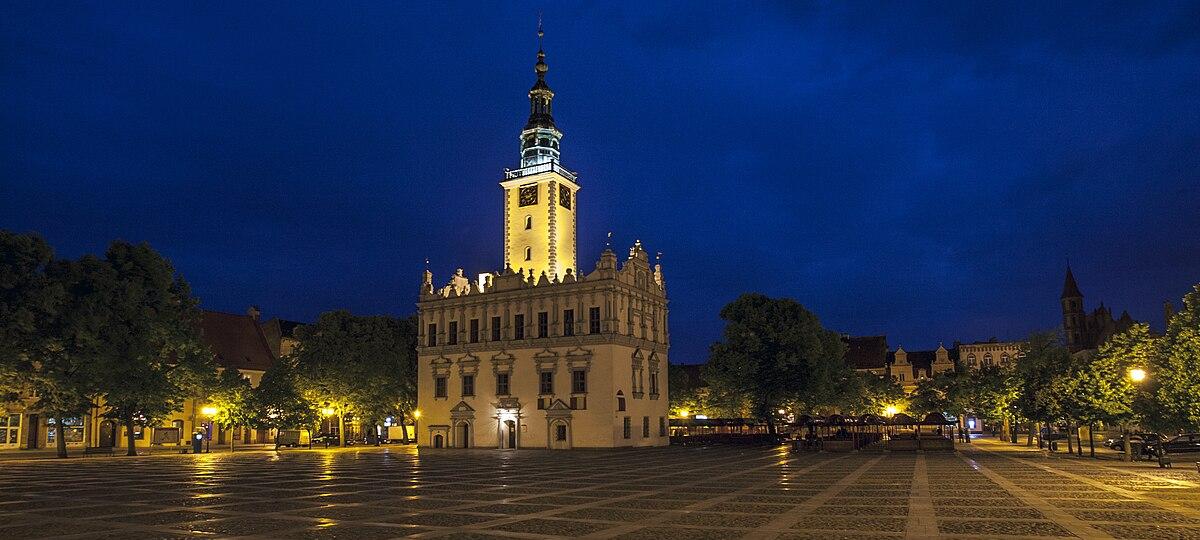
top-left (92, 241), bottom-right (215, 455)
top-left (1150, 285), bottom-right (1200, 433)
top-left (703, 294), bottom-right (846, 433)
top-left (837, 371), bottom-right (904, 416)
top-left (251, 357), bottom-right (319, 444)
top-left (1058, 325), bottom-right (1152, 457)
top-left (292, 311), bottom-right (417, 446)
top-left (964, 364), bottom-right (1020, 442)
top-left (206, 367), bottom-right (255, 451)
top-left (1012, 332), bottom-right (1072, 447)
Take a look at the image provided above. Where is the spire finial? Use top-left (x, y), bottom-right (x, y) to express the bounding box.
top-left (537, 13), bottom-right (544, 49)
top-left (606, 231), bottom-right (612, 249)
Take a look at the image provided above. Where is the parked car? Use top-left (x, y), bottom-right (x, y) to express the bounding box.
top-left (1156, 433), bottom-right (1200, 456)
top-left (1103, 433), bottom-right (1162, 458)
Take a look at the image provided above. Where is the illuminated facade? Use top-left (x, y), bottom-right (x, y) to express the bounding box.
top-left (415, 32), bottom-right (670, 449)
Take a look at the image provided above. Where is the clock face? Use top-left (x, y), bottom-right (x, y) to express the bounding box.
top-left (559, 185), bottom-right (571, 209)
top-left (519, 185), bottom-right (538, 207)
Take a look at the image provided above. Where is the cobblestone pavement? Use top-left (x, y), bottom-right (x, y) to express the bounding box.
top-left (1, 439), bottom-right (1198, 539)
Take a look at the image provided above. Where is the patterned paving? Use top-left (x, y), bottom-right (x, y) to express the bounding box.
top-left (1, 439), bottom-right (1198, 539)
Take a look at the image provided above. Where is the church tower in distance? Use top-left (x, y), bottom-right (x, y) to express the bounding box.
top-left (501, 26), bottom-right (578, 282)
top-left (1061, 267), bottom-right (1085, 351)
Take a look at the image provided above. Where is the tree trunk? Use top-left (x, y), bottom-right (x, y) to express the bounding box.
top-left (1123, 429), bottom-right (1132, 462)
top-left (125, 417), bottom-right (137, 456)
top-left (338, 414), bottom-right (346, 446)
top-left (1026, 422), bottom-right (1034, 446)
top-left (230, 426), bottom-right (235, 453)
top-left (55, 417), bottom-right (68, 458)
top-left (400, 412), bottom-right (410, 443)
top-left (1066, 421), bottom-right (1074, 454)
top-left (1076, 424), bottom-right (1083, 457)
top-left (1088, 423), bottom-right (1095, 458)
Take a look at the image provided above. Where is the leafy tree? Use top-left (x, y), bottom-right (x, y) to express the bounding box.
top-left (1058, 325), bottom-right (1153, 456)
top-left (251, 357), bottom-right (319, 443)
top-left (703, 294), bottom-right (846, 433)
top-left (206, 367), bottom-right (255, 451)
top-left (837, 371), bottom-right (904, 416)
top-left (93, 241), bottom-right (215, 455)
top-left (964, 364), bottom-right (1020, 441)
top-left (1012, 332), bottom-right (1071, 446)
top-left (1150, 285), bottom-right (1200, 433)
top-left (668, 363), bottom-right (704, 415)
top-left (292, 311), bottom-right (417, 446)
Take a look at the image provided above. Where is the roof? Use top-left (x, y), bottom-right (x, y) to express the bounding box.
top-left (198, 310), bottom-right (276, 372)
top-left (1062, 267), bottom-right (1083, 299)
top-left (262, 318), bottom-right (304, 339)
top-left (842, 335), bottom-right (889, 370)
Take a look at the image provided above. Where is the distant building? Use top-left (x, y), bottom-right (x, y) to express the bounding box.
top-left (842, 335), bottom-right (889, 377)
top-left (1061, 267), bottom-right (1138, 353)
top-left (414, 33), bottom-right (669, 450)
top-left (888, 344), bottom-right (956, 390)
top-left (261, 317), bottom-right (304, 358)
top-left (2, 307), bottom-right (276, 451)
top-left (958, 339), bottom-right (1022, 369)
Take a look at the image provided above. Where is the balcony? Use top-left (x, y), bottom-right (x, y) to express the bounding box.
top-left (504, 161), bottom-right (578, 183)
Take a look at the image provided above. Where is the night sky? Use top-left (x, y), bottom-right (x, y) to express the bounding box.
top-left (3, 3), bottom-right (1199, 363)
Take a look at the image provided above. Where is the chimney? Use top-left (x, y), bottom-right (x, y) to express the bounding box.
top-left (247, 306), bottom-right (261, 321)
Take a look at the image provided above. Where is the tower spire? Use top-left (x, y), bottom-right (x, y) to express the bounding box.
top-left (518, 18), bottom-right (562, 167)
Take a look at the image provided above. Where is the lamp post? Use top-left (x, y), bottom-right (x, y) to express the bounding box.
top-left (200, 406), bottom-right (218, 453)
top-left (1123, 367), bottom-right (1147, 462)
top-left (411, 410), bottom-right (421, 445)
top-left (320, 406), bottom-right (336, 448)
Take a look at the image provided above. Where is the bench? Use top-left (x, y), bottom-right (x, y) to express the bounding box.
top-left (83, 446), bottom-right (114, 457)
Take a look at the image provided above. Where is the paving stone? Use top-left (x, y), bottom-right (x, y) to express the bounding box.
top-left (937, 518), bottom-right (1075, 537)
top-left (487, 517), bottom-right (613, 536)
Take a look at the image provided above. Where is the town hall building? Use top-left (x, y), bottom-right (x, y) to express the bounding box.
top-left (414, 31), bottom-right (670, 449)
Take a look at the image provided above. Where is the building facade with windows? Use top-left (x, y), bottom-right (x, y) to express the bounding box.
top-left (414, 33), bottom-right (669, 449)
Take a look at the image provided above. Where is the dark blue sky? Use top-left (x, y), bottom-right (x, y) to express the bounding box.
top-left (3, 3), bottom-right (1198, 363)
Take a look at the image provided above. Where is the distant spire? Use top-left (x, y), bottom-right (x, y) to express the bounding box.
top-left (1061, 266), bottom-right (1083, 299)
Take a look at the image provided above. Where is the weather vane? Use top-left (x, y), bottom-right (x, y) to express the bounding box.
top-left (606, 231), bottom-right (612, 248)
top-left (537, 13), bottom-right (544, 46)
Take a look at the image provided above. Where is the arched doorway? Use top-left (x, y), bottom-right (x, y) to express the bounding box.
top-left (433, 434), bottom-right (443, 448)
top-left (99, 420), bottom-right (116, 448)
top-left (456, 422), bottom-right (470, 448)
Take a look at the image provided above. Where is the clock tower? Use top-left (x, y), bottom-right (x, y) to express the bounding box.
top-left (501, 27), bottom-right (579, 282)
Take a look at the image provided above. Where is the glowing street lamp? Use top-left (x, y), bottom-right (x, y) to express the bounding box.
top-left (884, 405), bottom-right (899, 417)
top-left (320, 406), bottom-right (336, 417)
top-left (677, 410), bottom-right (690, 418)
top-left (199, 406), bottom-right (218, 453)
top-left (1128, 368), bottom-right (1147, 382)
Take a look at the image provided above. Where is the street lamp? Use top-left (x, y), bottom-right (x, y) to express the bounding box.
top-left (1128, 368), bottom-right (1147, 382)
top-left (200, 406), bottom-right (219, 453)
top-left (1121, 368), bottom-right (1148, 462)
top-left (884, 405), bottom-right (899, 417)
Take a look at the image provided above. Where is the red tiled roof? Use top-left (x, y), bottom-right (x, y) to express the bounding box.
top-left (843, 335), bottom-right (889, 370)
top-left (198, 310), bottom-right (276, 373)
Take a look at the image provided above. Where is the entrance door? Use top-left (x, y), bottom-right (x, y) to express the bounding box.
top-left (26, 414), bottom-right (39, 449)
top-left (433, 434), bottom-right (443, 448)
top-left (458, 422), bottom-right (470, 448)
top-left (99, 420), bottom-right (116, 447)
top-left (504, 420), bottom-right (517, 449)
top-left (552, 421), bottom-right (570, 450)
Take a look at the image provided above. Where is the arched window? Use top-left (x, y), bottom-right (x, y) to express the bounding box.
top-left (524, 247), bottom-right (532, 261)
top-left (983, 353), bottom-right (992, 367)
top-left (967, 353), bottom-right (976, 367)
top-left (524, 216), bottom-right (532, 230)
top-left (1001, 353), bottom-right (1009, 365)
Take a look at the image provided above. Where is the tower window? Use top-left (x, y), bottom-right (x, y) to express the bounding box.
top-left (524, 247), bottom-right (532, 261)
top-left (524, 216), bottom-right (532, 230)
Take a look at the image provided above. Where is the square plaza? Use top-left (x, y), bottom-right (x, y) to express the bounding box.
top-left (3, 439), bottom-right (1200, 539)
